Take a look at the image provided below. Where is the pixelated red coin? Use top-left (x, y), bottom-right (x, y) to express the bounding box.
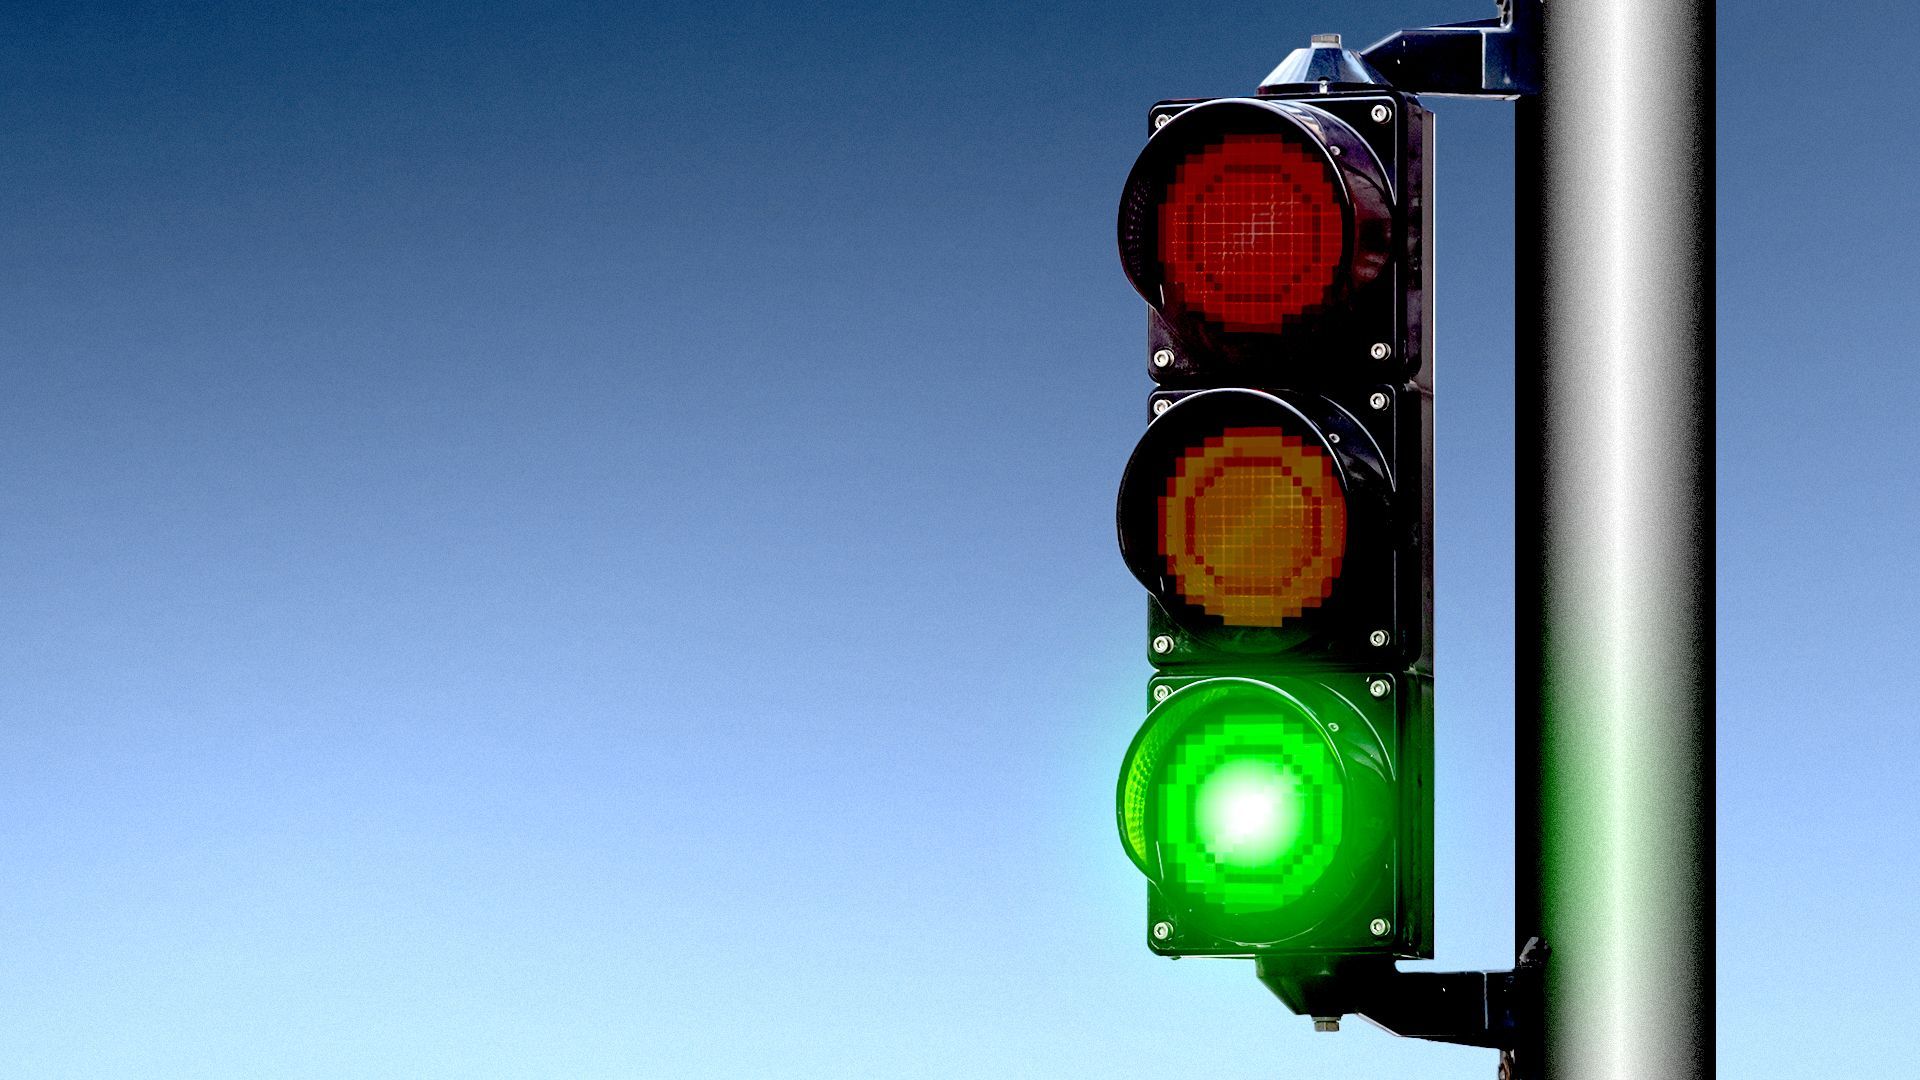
top-left (1156, 133), bottom-right (1345, 335)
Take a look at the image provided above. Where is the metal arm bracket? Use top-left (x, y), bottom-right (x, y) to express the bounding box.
top-left (1256, 938), bottom-right (1548, 1049)
top-left (1359, 0), bottom-right (1541, 97)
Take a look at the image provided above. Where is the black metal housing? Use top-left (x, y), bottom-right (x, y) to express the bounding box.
top-left (1115, 59), bottom-right (1438, 993)
top-left (1130, 90), bottom-right (1431, 390)
top-left (1119, 386), bottom-right (1429, 672)
top-left (1138, 671), bottom-right (1433, 959)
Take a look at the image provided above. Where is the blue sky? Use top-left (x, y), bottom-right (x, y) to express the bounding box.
top-left (2, 1), bottom-right (1913, 1076)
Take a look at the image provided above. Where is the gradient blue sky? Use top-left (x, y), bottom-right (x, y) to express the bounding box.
top-left (2, 2), bottom-right (1911, 1076)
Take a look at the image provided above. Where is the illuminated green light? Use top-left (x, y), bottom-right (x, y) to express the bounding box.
top-left (1194, 758), bottom-right (1301, 866)
top-left (1119, 677), bottom-right (1387, 935)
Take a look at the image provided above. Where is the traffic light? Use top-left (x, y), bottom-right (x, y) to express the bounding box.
top-left (1114, 38), bottom-right (1435, 966)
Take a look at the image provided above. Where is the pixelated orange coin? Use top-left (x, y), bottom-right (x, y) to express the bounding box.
top-left (1158, 427), bottom-right (1347, 626)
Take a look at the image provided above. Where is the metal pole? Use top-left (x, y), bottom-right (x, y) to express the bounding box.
top-left (1513, 4), bottom-right (1714, 1079)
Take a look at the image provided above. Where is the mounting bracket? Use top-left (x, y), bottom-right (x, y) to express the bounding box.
top-left (1256, 937), bottom-right (1548, 1048)
top-left (1359, 0), bottom-right (1541, 98)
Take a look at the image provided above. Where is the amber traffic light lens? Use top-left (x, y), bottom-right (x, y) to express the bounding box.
top-left (1157, 134), bottom-right (1345, 335)
top-left (1159, 426), bottom-right (1346, 626)
top-left (1117, 389), bottom-right (1363, 640)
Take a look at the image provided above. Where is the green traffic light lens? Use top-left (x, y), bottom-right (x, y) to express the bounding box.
top-left (1161, 706), bottom-right (1343, 913)
top-left (1192, 758), bottom-right (1314, 870)
top-left (1119, 677), bottom-right (1392, 935)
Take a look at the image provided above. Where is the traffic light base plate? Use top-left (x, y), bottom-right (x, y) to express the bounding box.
top-left (1255, 937), bottom-right (1547, 1050)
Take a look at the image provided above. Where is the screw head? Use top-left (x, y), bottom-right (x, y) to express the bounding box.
top-left (1152, 635), bottom-right (1175, 655)
top-left (1328, 144), bottom-right (1342, 157)
top-left (1369, 917), bottom-right (1391, 937)
top-left (1153, 113), bottom-right (1172, 130)
top-left (1369, 342), bottom-right (1392, 360)
top-left (1370, 103), bottom-right (1392, 124)
top-left (1152, 920), bottom-right (1174, 941)
top-left (1368, 629), bottom-right (1390, 648)
top-left (1368, 391), bottom-right (1390, 411)
top-left (1152, 684), bottom-right (1172, 703)
top-left (1151, 348), bottom-right (1174, 368)
top-left (1368, 678), bottom-right (1392, 699)
top-left (1151, 398), bottom-right (1172, 416)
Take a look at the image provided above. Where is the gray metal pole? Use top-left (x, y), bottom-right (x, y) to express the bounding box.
top-left (1514, 4), bottom-right (1714, 1079)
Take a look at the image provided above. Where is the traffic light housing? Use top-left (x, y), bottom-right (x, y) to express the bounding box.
top-left (1120, 673), bottom-right (1429, 956)
top-left (1114, 72), bottom-right (1434, 964)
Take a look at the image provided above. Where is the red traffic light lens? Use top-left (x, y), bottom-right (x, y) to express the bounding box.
top-left (1158, 134), bottom-right (1345, 336)
top-left (1118, 98), bottom-right (1395, 371)
top-left (1160, 425), bottom-right (1347, 626)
